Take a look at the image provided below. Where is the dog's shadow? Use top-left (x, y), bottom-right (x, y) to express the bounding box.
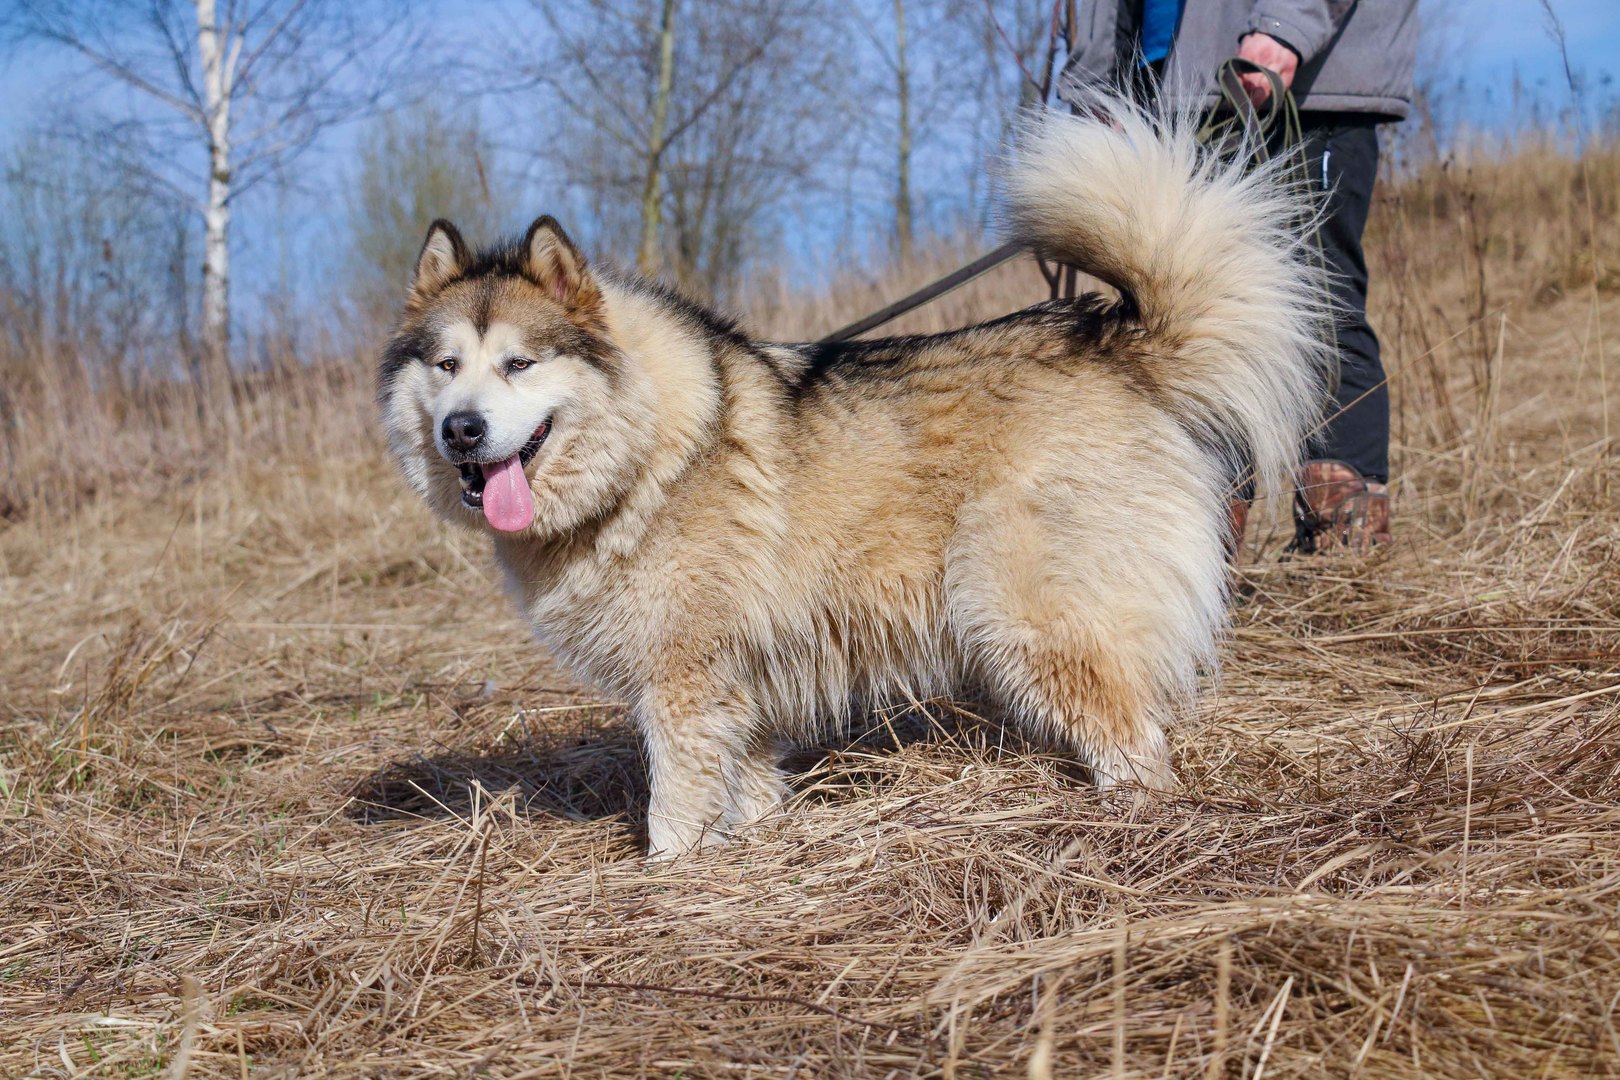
top-left (348, 718), bottom-right (650, 828)
top-left (347, 701), bottom-right (1058, 833)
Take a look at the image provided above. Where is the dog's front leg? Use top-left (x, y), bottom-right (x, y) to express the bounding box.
top-left (638, 682), bottom-right (786, 858)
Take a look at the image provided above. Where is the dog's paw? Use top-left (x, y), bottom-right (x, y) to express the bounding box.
top-left (1093, 748), bottom-right (1179, 818)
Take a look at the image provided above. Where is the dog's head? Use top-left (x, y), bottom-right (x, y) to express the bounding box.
top-left (379, 217), bottom-right (652, 537)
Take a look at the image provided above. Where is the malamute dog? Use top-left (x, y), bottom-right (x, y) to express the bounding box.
top-left (378, 96), bottom-right (1329, 856)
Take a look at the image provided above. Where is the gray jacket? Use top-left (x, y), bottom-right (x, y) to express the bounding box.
top-left (1065, 0), bottom-right (1418, 118)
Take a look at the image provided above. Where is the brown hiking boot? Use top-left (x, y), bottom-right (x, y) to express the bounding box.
top-left (1225, 497), bottom-right (1250, 561)
top-left (1290, 460), bottom-right (1391, 554)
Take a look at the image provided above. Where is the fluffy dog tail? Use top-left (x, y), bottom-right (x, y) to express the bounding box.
top-left (1004, 92), bottom-right (1334, 495)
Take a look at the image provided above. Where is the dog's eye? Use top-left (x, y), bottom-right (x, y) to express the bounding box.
top-left (508, 356), bottom-right (533, 372)
top-left (437, 356), bottom-right (457, 374)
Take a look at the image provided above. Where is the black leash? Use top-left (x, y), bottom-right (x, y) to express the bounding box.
top-left (1198, 58), bottom-right (1300, 157)
top-left (818, 241), bottom-right (1026, 345)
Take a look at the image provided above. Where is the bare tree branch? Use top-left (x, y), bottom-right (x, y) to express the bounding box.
top-left (3, 0), bottom-right (429, 396)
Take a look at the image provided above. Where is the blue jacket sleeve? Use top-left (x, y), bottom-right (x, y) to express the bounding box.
top-left (1247, 0), bottom-right (1357, 65)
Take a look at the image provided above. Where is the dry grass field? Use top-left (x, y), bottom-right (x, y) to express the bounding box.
top-left (2, 143), bottom-right (1618, 1076)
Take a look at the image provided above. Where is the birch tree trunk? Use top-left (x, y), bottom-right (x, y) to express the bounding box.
top-left (893, 0), bottom-right (913, 264)
top-left (195, 0), bottom-right (238, 403)
top-left (637, 0), bottom-right (678, 274)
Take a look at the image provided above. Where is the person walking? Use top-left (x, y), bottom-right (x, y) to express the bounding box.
top-left (1062, 0), bottom-right (1417, 553)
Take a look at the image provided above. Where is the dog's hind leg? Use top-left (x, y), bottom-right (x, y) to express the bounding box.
top-left (947, 474), bottom-right (1222, 797)
top-left (638, 682), bottom-right (787, 858)
top-left (972, 620), bottom-right (1179, 795)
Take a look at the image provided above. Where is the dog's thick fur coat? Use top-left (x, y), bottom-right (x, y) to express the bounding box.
top-left (379, 96), bottom-right (1331, 856)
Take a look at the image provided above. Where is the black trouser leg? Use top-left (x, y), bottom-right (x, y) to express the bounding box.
top-left (1298, 113), bottom-right (1389, 483)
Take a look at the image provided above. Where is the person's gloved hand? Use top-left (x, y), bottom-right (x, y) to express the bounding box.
top-left (1235, 32), bottom-right (1299, 106)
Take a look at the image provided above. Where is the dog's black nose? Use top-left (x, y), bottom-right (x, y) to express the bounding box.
top-left (442, 411), bottom-right (486, 453)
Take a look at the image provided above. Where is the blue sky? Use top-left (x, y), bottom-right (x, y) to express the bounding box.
top-left (4, 0), bottom-right (1615, 140)
top-left (0, 0), bottom-right (1615, 326)
top-left (1431, 0), bottom-right (1617, 128)
top-left (1454, 0), bottom-right (1614, 77)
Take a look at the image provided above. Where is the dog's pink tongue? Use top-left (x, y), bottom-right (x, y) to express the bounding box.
top-left (480, 454), bottom-right (535, 532)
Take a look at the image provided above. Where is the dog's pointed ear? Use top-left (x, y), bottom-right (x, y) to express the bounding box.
top-left (523, 216), bottom-right (600, 313)
top-left (413, 220), bottom-right (468, 296)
